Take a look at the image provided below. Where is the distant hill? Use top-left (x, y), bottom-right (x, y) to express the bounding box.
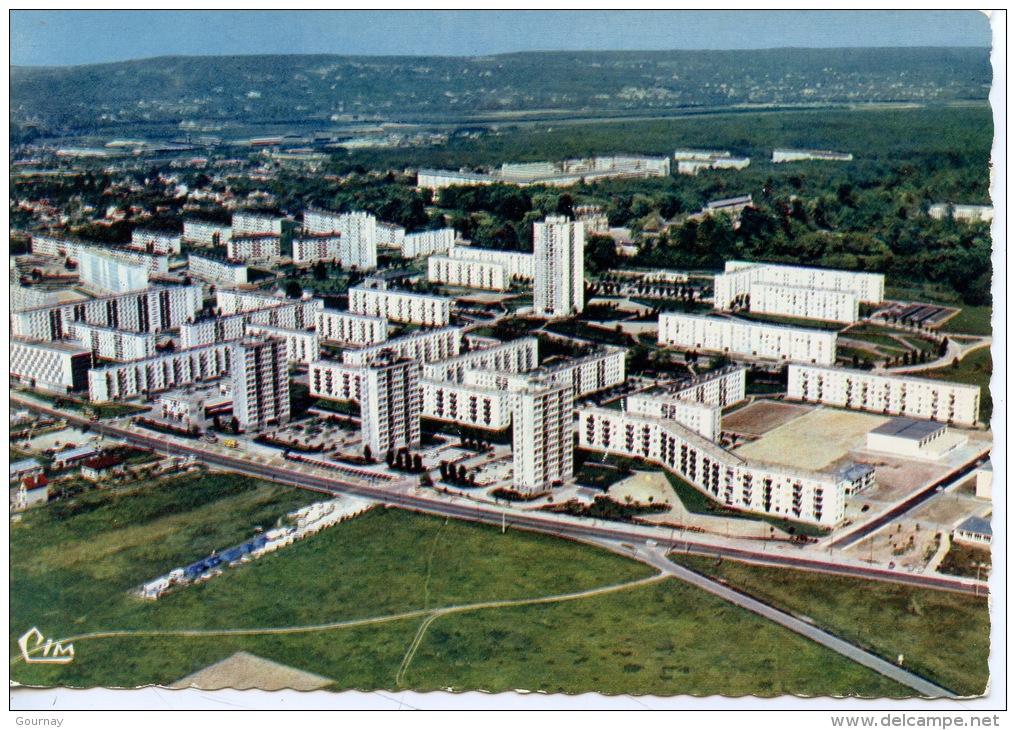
top-left (10, 47), bottom-right (991, 138)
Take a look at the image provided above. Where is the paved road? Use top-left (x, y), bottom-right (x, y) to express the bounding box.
top-left (629, 545), bottom-right (957, 698)
top-left (13, 396), bottom-right (985, 598)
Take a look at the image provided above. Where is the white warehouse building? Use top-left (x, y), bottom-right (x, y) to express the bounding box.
top-left (658, 313), bottom-right (838, 366)
top-left (787, 364), bottom-right (981, 427)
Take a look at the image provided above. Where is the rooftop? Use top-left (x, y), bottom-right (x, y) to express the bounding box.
top-left (956, 516), bottom-right (992, 537)
top-left (870, 417), bottom-right (946, 441)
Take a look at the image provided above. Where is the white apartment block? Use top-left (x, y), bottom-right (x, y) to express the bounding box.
top-left (11, 286), bottom-right (203, 341)
top-left (10, 338), bottom-right (92, 394)
top-left (573, 205), bottom-right (609, 235)
top-left (232, 211), bottom-right (284, 236)
top-left (526, 346), bottom-right (626, 399)
top-left (421, 379), bottom-right (514, 430)
top-left (376, 222), bottom-right (406, 251)
top-left (302, 209), bottom-right (377, 270)
top-left (358, 354), bottom-right (422, 456)
top-left (132, 229), bottom-right (181, 255)
top-left (66, 322), bottom-right (157, 362)
top-left (88, 342), bottom-right (234, 403)
top-left (668, 365), bottom-right (747, 408)
top-left (403, 228), bottom-right (454, 258)
top-left (76, 249), bottom-right (151, 294)
top-left (513, 382), bottom-right (574, 494)
top-left (773, 149), bottom-right (853, 163)
top-left (309, 360), bottom-right (364, 403)
top-left (183, 220), bottom-right (233, 247)
top-left (714, 261), bottom-right (884, 321)
top-left (416, 169), bottom-right (497, 191)
top-left (11, 284), bottom-right (58, 312)
top-left (674, 150), bottom-right (751, 175)
top-left (231, 337), bottom-right (291, 432)
top-left (243, 324), bottom-right (319, 364)
top-left (226, 235), bottom-right (281, 264)
top-left (658, 313), bottom-right (837, 366)
top-left (292, 235), bottom-right (343, 264)
top-left (422, 338), bottom-right (538, 384)
top-left (188, 253), bottom-right (248, 287)
top-left (625, 395), bottom-right (722, 442)
top-left (428, 255), bottom-right (508, 291)
top-left (533, 215), bottom-right (585, 318)
top-left (315, 309), bottom-right (389, 345)
top-left (342, 327), bottom-right (462, 367)
top-left (750, 283), bottom-right (859, 324)
top-left (348, 285), bottom-right (453, 326)
top-left (180, 301), bottom-right (322, 349)
top-left (577, 406), bottom-right (873, 527)
top-left (32, 237), bottom-right (171, 276)
top-left (445, 243), bottom-right (534, 280)
top-left (215, 289), bottom-right (323, 318)
top-left (787, 365), bottom-right (981, 427)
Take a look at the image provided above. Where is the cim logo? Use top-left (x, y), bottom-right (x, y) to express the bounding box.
top-left (18, 627), bottom-right (74, 664)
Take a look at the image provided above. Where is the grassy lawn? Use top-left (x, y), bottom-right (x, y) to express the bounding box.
top-left (671, 555), bottom-right (990, 697)
top-left (403, 578), bottom-right (910, 697)
top-left (940, 306), bottom-right (992, 336)
top-left (573, 462), bottom-right (631, 490)
top-left (937, 542), bottom-right (991, 580)
top-left (543, 319), bottom-right (635, 347)
top-left (920, 347), bottom-right (993, 422)
top-left (11, 471), bottom-right (911, 696)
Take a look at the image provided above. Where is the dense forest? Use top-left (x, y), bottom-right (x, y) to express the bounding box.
top-left (11, 47), bottom-right (990, 138)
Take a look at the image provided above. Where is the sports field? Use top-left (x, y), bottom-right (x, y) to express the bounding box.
top-left (722, 401), bottom-right (813, 436)
top-left (733, 407), bottom-right (890, 471)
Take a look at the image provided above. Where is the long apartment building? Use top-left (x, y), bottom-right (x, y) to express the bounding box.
top-left (428, 255), bottom-right (508, 291)
top-left (302, 209), bottom-right (377, 270)
top-left (226, 235), bottom-right (281, 264)
top-left (292, 234), bottom-right (343, 264)
top-left (231, 337), bottom-right (291, 432)
top-left (77, 248), bottom-right (150, 294)
top-left (623, 366), bottom-right (747, 442)
top-left (314, 309), bottom-right (389, 345)
top-left (577, 406), bottom-right (873, 528)
top-left (131, 229), bottom-right (181, 255)
top-left (658, 312), bottom-right (837, 366)
top-left (188, 253), bottom-right (248, 287)
top-left (341, 327), bottom-right (462, 367)
top-left (243, 324), bottom-right (319, 364)
top-left (215, 289), bottom-right (323, 318)
top-left (180, 300), bottom-right (321, 349)
top-left (443, 243), bottom-right (534, 280)
top-left (787, 365), bottom-right (981, 427)
top-left (232, 211), bottom-right (284, 236)
top-left (403, 228), bottom-right (454, 258)
top-left (10, 338), bottom-right (92, 394)
top-left (421, 378), bottom-right (515, 431)
top-left (66, 322), bottom-right (157, 362)
top-left (773, 149), bottom-right (853, 163)
top-left (32, 235), bottom-right (169, 275)
top-left (533, 215), bottom-right (584, 318)
top-left (375, 222), bottom-right (406, 251)
top-left (183, 219), bottom-right (232, 247)
top-left (88, 341), bottom-right (234, 403)
top-left (348, 284), bottom-right (453, 326)
top-left (714, 261), bottom-right (884, 323)
top-left (11, 286), bottom-right (203, 341)
top-left (421, 338), bottom-right (538, 383)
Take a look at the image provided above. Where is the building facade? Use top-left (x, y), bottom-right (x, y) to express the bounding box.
top-left (231, 337), bottom-right (291, 432)
top-left (226, 235), bottom-right (281, 264)
top-left (658, 313), bottom-right (838, 366)
top-left (180, 300), bottom-right (321, 349)
top-left (314, 309), bottom-right (389, 345)
top-left (787, 364), bottom-right (981, 427)
top-left (292, 235), bottom-right (343, 264)
top-left (348, 285), bottom-right (453, 326)
top-left (358, 354), bottom-right (422, 456)
top-left (421, 337), bottom-right (537, 383)
top-left (302, 209), bottom-right (377, 270)
top-left (10, 338), bottom-right (92, 394)
top-left (427, 255), bottom-right (508, 291)
top-left (187, 253), bottom-right (248, 287)
top-left (232, 211), bottom-right (284, 236)
top-left (773, 149), bottom-right (853, 163)
top-left (445, 243), bottom-right (534, 280)
top-left (88, 342), bottom-right (233, 403)
top-left (512, 382), bottom-right (574, 494)
top-left (131, 229), bottom-right (182, 255)
top-left (76, 248), bottom-right (150, 294)
top-left (183, 220), bottom-right (233, 247)
top-left (533, 215), bottom-right (585, 318)
top-left (342, 327), bottom-right (462, 367)
top-left (66, 322), bottom-right (157, 362)
top-left (244, 324), bottom-right (320, 364)
top-left (404, 228), bottom-right (455, 258)
top-left (421, 379), bottom-right (514, 430)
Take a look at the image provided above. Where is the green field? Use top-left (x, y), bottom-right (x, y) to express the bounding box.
top-left (920, 347), bottom-right (993, 422)
top-left (940, 306), bottom-right (993, 336)
top-left (11, 472), bottom-right (910, 695)
top-left (671, 555), bottom-right (990, 697)
top-left (937, 542), bottom-right (992, 580)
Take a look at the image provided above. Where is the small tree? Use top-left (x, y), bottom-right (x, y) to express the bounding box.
top-left (363, 444), bottom-right (373, 463)
top-left (412, 454), bottom-right (423, 472)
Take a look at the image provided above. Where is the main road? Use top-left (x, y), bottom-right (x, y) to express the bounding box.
top-left (14, 396), bottom-right (985, 598)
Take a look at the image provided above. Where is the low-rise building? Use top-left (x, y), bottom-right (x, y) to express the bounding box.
top-left (787, 365), bottom-right (981, 427)
top-left (10, 459), bottom-right (44, 485)
top-left (865, 417), bottom-right (967, 461)
top-left (773, 149), bottom-right (853, 163)
top-left (376, 222), bottom-right (406, 251)
top-left (11, 474), bottom-right (49, 511)
top-left (421, 378), bottom-right (514, 430)
top-left (10, 337), bottom-right (92, 394)
top-left (952, 516), bottom-right (992, 546)
top-left (80, 454), bottom-right (126, 481)
top-left (157, 383), bottom-right (234, 430)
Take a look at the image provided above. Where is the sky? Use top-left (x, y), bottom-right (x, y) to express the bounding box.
top-left (10, 10), bottom-right (994, 67)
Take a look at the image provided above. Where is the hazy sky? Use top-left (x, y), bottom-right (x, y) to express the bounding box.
top-left (10, 10), bottom-right (993, 67)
